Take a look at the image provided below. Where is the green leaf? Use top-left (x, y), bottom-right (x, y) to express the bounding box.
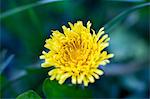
top-left (0, 74), bottom-right (7, 98)
top-left (0, 0), bottom-right (63, 19)
top-left (104, 2), bottom-right (150, 33)
top-left (106, 0), bottom-right (145, 2)
top-left (0, 50), bottom-right (15, 74)
top-left (16, 90), bottom-right (41, 99)
top-left (43, 78), bottom-right (92, 99)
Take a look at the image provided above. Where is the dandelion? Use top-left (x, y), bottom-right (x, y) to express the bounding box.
top-left (40, 21), bottom-right (114, 86)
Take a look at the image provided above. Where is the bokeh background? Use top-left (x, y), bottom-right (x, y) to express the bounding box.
top-left (0, 0), bottom-right (150, 98)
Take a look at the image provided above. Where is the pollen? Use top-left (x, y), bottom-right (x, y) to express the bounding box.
top-left (40, 21), bottom-right (114, 86)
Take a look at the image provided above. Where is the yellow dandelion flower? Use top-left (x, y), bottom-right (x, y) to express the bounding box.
top-left (40, 21), bottom-right (114, 86)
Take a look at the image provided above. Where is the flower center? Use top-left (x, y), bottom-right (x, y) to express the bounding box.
top-left (60, 37), bottom-right (93, 69)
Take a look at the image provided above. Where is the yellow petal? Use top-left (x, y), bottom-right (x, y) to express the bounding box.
top-left (77, 21), bottom-right (83, 25)
top-left (48, 69), bottom-right (58, 75)
top-left (68, 22), bottom-right (74, 29)
top-left (99, 27), bottom-right (104, 32)
top-left (77, 74), bottom-right (84, 84)
top-left (94, 69), bottom-right (104, 75)
top-left (107, 54), bottom-right (114, 58)
top-left (87, 21), bottom-right (91, 29)
top-left (71, 75), bottom-right (76, 84)
top-left (87, 74), bottom-right (95, 83)
top-left (92, 29), bottom-right (96, 38)
top-left (92, 73), bottom-right (99, 79)
top-left (56, 74), bottom-right (61, 80)
top-left (104, 37), bottom-right (110, 42)
top-left (100, 51), bottom-right (107, 57)
top-left (98, 34), bottom-right (108, 43)
top-left (95, 27), bottom-right (105, 41)
top-left (83, 78), bottom-right (89, 87)
top-left (59, 73), bottom-right (72, 84)
top-left (42, 51), bottom-right (47, 54)
top-left (99, 60), bottom-right (110, 66)
top-left (39, 55), bottom-right (45, 59)
top-left (41, 62), bottom-right (52, 68)
top-left (50, 74), bottom-right (56, 80)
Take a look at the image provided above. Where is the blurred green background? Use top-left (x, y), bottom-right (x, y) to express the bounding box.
top-left (0, 0), bottom-right (150, 98)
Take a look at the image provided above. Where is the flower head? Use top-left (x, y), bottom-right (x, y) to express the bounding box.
top-left (40, 21), bottom-right (114, 86)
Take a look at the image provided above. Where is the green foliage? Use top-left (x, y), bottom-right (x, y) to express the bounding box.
top-left (16, 90), bottom-right (41, 99)
top-left (43, 78), bottom-right (92, 98)
top-left (104, 2), bottom-right (150, 32)
top-left (109, 26), bottom-right (148, 61)
top-left (0, 50), bottom-right (15, 74)
top-left (0, 0), bottom-right (62, 19)
top-left (0, 75), bottom-right (7, 97)
top-left (107, 0), bottom-right (146, 2)
top-left (15, 78), bottom-right (92, 98)
top-left (0, 0), bottom-right (149, 98)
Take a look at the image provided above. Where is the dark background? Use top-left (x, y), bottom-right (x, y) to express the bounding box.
top-left (0, 0), bottom-right (150, 98)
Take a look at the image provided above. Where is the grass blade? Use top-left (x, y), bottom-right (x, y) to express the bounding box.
top-left (106, 0), bottom-right (145, 3)
top-left (104, 2), bottom-right (150, 33)
top-left (0, 0), bottom-right (62, 19)
top-left (0, 54), bottom-right (15, 74)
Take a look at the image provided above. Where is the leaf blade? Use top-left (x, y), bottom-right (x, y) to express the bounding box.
top-left (43, 78), bottom-right (92, 98)
top-left (0, 0), bottom-right (63, 19)
top-left (16, 90), bottom-right (41, 99)
top-left (104, 2), bottom-right (150, 33)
